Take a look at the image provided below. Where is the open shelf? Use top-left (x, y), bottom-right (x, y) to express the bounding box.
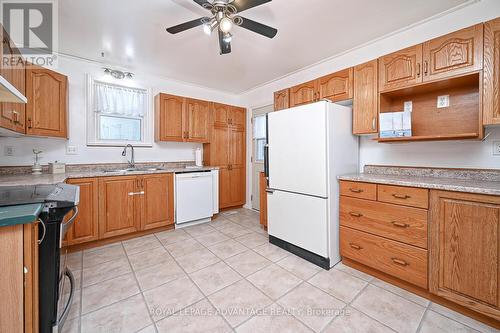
top-left (377, 72), bottom-right (483, 143)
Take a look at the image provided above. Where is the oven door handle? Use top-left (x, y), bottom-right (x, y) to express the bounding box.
top-left (57, 268), bottom-right (75, 331)
top-left (60, 207), bottom-right (78, 248)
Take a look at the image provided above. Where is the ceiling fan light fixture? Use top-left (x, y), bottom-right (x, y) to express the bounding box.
top-left (223, 32), bottom-right (232, 43)
top-left (219, 17), bottom-right (232, 33)
top-left (203, 18), bottom-right (218, 35)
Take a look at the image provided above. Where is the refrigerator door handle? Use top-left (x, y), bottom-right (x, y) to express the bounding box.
top-left (265, 189), bottom-right (274, 194)
top-left (264, 143), bottom-right (269, 180)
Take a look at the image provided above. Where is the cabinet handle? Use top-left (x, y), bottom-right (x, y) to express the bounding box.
top-left (141, 179), bottom-right (144, 188)
top-left (391, 258), bottom-right (409, 266)
top-left (349, 188), bottom-right (363, 193)
top-left (349, 211), bottom-right (363, 217)
top-left (37, 218), bottom-right (46, 245)
top-left (349, 243), bottom-right (362, 250)
top-left (391, 221), bottom-right (409, 228)
top-left (27, 117), bottom-right (32, 129)
top-left (424, 61), bottom-right (428, 75)
top-left (416, 63), bottom-right (421, 77)
top-left (128, 191), bottom-right (145, 196)
top-left (372, 118), bottom-right (376, 130)
top-left (392, 193), bottom-right (410, 200)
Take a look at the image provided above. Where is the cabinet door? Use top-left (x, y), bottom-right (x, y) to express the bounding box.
top-left (423, 24), bottom-right (483, 82)
top-left (155, 94), bottom-right (185, 142)
top-left (229, 166), bottom-right (246, 206)
top-left (211, 124), bottom-right (230, 167)
top-left (289, 79), bottom-right (318, 107)
top-left (483, 18), bottom-right (500, 125)
top-left (430, 190), bottom-right (500, 320)
top-left (229, 126), bottom-right (245, 168)
top-left (318, 68), bottom-right (353, 102)
top-left (219, 167), bottom-right (232, 209)
top-left (229, 106), bottom-right (246, 130)
top-left (66, 178), bottom-right (99, 245)
top-left (353, 60), bottom-right (378, 134)
top-left (25, 65), bottom-right (67, 137)
top-left (0, 37), bottom-right (25, 133)
top-left (98, 176), bottom-right (140, 239)
top-left (141, 173), bottom-right (174, 230)
top-left (185, 98), bottom-right (210, 143)
top-left (379, 45), bottom-right (423, 91)
top-left (213, 102), bottom-right (230, 127)
top-left (273, 89), bottom-right (289, 111)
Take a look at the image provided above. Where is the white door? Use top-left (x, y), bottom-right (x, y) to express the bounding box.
top-left (267, 190), bottom-right (328, 257)
top-left (268, 102), bottom-right (328, 197)
top-left (251, 105), bottom-right (273, 210)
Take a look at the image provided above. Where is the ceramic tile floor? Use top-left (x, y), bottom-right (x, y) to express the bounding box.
top-left (61, 208), bottom-right (499, 333)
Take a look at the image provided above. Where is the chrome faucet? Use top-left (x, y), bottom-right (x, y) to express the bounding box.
top-left (122, 144), bottom-right (135, 168)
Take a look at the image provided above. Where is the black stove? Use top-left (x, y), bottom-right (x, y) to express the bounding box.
top-left (0, 183), bottom-right (79, 208)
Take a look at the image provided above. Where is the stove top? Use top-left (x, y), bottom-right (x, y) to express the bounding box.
top-left (0, 183), bottom-right (80, 208)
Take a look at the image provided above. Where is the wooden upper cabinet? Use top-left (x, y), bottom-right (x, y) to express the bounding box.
top-left (229, 106), bottom-right (246, 130)
top-left (98, 176), bottom-right (140, 239)
top-left (66, 178), bottom-right (99, 245)
top-left (140, 173), bottom-right (174, 230)
top-left (213, 102), bottom-right (231, 126)
top-left (185, 98), bottom-right (210, 143)
top-left (273, 89), bottom-right (289, 111)
top-left (379, 45), bottom-right (423, 92)
top-left (155, 93), bottom-right (184, 142)
top-left (423, 24), bottom-right (483, 82)
top-left (430, 190), bottom-right (500, 320)
top-left (353, 60), bottom-right (378, 134)
top-left (0, 35), bottom-right (25, 134)
top-left (289, 79), bottom-right (319, 107)
top-left (25, 65), bottom-right (67, 138)
top-left (483, 18), bottom-right (500, 125)
top-left (318, 68), bottom-right (353, 102)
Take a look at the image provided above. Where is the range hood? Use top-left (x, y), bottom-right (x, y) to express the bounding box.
top-left (0, 75), bottom-right (27, 103)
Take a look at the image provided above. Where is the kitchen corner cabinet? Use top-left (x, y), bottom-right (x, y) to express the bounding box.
top-left (25, 65), bottom-right (68, 138)
top-left (140, 173), bottom-right (174, 230)
top-left (353, 60), bottom-right (378, 134)
top-left (0, 31), bottom-right (26, 134)
top-left (65, 178), bottom-right (99, 246)
top-left (429, 190), bottom-right (500, 320)
top-left (154, 93), bottom-right (210, 143)
top-left (483, 17), bottom-right (500, 125)
top-left (0, 222), bottom-right (39, 333)
top-left (273, 89), bottom-right (289, 111)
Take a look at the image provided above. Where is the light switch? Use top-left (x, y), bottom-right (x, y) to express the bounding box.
top-left (66, 145), bottom-right (78, 155)
top-left (493, 141), bottom-right (500, 156)
top-left (4, 146), bottom-right (14, 156)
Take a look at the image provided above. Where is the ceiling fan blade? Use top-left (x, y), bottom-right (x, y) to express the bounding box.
top-left (166, 17), bottom-right (209, 34)
top-left (232, 0), bottom-right (272, 13)
top-left (218, 30), bottom-right (232, 54)
top-left (238, 17), bottom-right (277, 38)
top-left (193, 0), bottom-right (213, 10)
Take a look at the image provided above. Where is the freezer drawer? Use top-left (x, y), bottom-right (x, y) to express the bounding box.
top-left (267, 190), bottom-right (329, 257)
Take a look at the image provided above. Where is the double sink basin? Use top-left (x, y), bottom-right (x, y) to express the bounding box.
top-left (102, 167), bottom-right (166, 174)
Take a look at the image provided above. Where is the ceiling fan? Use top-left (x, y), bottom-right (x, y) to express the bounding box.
top-left (166, 0), bottom-right (277, 55)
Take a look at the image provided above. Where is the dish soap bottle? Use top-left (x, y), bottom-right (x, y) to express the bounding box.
top-left (32, 149), bottom-right (43, 175)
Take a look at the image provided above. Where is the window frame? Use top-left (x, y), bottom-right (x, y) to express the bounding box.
top-left (86, 74), bottom-right (153, 147)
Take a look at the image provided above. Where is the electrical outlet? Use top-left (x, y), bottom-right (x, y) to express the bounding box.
top-left (66, 145), bottom-right (78, 155)
top-left (3, 146), bottom-right (14, 156)
top-left (493, 141), bottom-right (500, 156)
top-left (437, 95), bottom-right (450, 108)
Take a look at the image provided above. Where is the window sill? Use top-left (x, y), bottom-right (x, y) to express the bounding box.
top-left (87, 142), bottom-right (153, 148)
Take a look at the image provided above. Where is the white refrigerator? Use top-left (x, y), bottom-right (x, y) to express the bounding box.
top-left (265, 101), bottom-right (358, 269)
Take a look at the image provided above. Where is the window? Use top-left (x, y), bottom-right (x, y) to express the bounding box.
top-left (87, 76), bottom-right (152, 146)
top-left (253, 115), bottom-right (267, 162)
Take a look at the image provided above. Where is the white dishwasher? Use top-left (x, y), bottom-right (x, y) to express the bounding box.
top-left (175, 171), bottom-right (214, 226)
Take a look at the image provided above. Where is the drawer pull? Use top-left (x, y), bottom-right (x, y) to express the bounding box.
top-left (392, 193), bottom-right (410, 199)
top-left (128, 191), bottom-right (145, 196)
top-left (349, 243), bottom-right (362, 250)
top-left (349, 188), bottom-right (363, 193)
top-left (391, 258), bottom-right (409, 266)
top-left (391, 221), bottom-right (409, 228)
top-left (349, 212), bottom-right (363, 217)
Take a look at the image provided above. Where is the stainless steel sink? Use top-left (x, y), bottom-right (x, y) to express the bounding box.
top-left (102, 167), bottom-right (165, 173)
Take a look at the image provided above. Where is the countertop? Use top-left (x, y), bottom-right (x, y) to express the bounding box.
top-left (0, 166), bottom-right (219, 187)
top-left (0, 203), bottom-right (42, 227)
top-left (339, 172), bottom-right (500, 196)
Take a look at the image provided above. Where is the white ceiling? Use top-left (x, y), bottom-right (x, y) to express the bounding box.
top-left (59, 0), bottom-right (469, 94)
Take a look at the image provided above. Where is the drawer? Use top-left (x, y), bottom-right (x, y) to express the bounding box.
top-left (340, 181), bottom-right (377, 201)
top-left (378, 184), bottom-right (429, 209)
top-left (340, 196), bottom-right (428, 249)
top-left (340, 226), bottom-right (428, 289)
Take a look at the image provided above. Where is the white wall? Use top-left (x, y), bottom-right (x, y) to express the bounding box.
top-left (0, 54), bottom-right (240, 166)
top-left (242, 0), bottom-right (500, 176)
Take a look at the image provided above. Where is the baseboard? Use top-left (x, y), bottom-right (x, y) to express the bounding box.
top-left (269, 235), bottom-right (330, 270)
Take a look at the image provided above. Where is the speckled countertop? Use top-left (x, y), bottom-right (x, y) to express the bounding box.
top-left (0, 163), bottom-right (218, 187)
top-left (339, 165), bottom-right (500, 196)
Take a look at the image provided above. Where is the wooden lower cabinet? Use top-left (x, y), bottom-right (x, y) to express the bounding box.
top-left (65, 178), bottom-right (99, 245)
top-left (429, 190), bottom-right (500, 320)
top-left (0, 222), bottom-right (39, 333)
top-left (140, 173), bottom-right (174, 230)
top-left (219, 166), bottom-right (246, 209)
